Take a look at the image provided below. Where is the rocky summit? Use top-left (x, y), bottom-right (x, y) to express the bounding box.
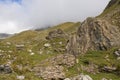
top-left (0, 0), bottom-right (120, 80)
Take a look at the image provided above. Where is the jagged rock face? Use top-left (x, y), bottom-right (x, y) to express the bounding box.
top-left (66, 17), bottom-right (120, 55)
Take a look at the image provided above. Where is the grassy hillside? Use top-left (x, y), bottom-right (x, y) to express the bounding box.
top-left (99, 0), bottom-right (120, 26)
top-left (0, 22), bottom-right (81, 80)
top-left (100, 0), bottom-right (120, 16)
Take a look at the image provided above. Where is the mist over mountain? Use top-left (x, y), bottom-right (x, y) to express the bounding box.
top-left (0, 33), bottom-right (12, 39)
top-left (0, 0), bottom-right (110, 33)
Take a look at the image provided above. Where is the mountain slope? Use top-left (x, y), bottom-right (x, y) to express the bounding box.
top-left (100, 0), bottom-right (120, 27)
top-left (0, 22), bottom-right (81, 80)
top-left (0, 0), bottom-right (120, 80)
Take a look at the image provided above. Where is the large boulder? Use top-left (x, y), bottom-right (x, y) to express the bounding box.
top-left (66, 17), bottom-right (120, 55)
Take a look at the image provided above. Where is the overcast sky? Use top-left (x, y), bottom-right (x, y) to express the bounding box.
top-left (0, 0), bottom-right (110, 34)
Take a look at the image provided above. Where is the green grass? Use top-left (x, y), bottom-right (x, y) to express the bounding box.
top-left (99, 0), bottom-right (120, 17)
top-left (65, 48), bottom-right (120, 80)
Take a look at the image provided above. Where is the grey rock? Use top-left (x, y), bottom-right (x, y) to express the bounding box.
top-left (40, 54), bottom-right (76, 68)
top-left (71, 74), bottom-right (93, 80)
top-left (66, 17), bottom-right (120, 55)
top-left (101, 78), bottom-right (108, 80)
top-left (17, 75), bottom-right (25, 80)
top-left (0, 64), bottom-right (12, 74)
top-left (101, 66), bottom-right (117, 72)
top-left (64, 78), bottom-right (71, 80)
top-left (46, 29), bottom-right (66, 40)
top-left (16, 44), bottom-right (25, 50)
top-left (114, 49), bottom-right (120, 57)
top-left (33, 54), bottom-right (76, 80)
top-left (34, 65), bottom-right (65, 80)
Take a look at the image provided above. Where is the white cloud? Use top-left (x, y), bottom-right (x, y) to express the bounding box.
top-left (0, 0), bottom-right (110, 33)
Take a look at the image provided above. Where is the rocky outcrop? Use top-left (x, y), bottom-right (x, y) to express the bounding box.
top-left (66, 17), bottom-right (120, 55)
top-left (38, 54), bottom-right (76, 68)
top-left (34, 65), bottom-right (65, 80)
top-left (33, 54), bottom-right (76, 80)
top-left (46, 29), bottom-right (66, 40)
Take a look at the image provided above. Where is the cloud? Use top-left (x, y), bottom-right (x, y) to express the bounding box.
top-left (0, 0), bottom-right (110, 33)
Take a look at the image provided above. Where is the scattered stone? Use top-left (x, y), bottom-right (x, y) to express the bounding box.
top-left (16, 44), bottom-right (25, 50)
top-left (64, 78), bottom-right (71, 80)
top-left (41, 54), bottom-right (76, 68)
top-left (6, 42), bottom-right (11, 45)
top-left (30, 52), bottom-right (35, 55)
top-left (34, 65), bottom-right (65, 80)
top-left (114, 49), bottom-right (120, 57)
top-left (34, 54), bottom-right (75, 79)
top-left (71, 74), bottom-right (93, 80)
top-left (117, 57), bottom-right (120, 60)
top-left (101, 78), bottom-right (112, 80)
top-left (16, 65), bottom-right (23, 71)
top-left (0, 64), bottom-right (12, 74)
top-left (101, 66), bottom-right (117, 72)
top-left (81, 63), bottom-right (99, 74)
top-left (8, 55), bottom-right (11, 58)
top-left (39, 51), bottom-right (43, 54)
top-left (7, 60), bottom-right (13, 65)
top-left (101, 78), bottom-right (108, 80)
top-left (44, 43), bottom-right (51, 48)
top-left (17, 75), bottom-right (25, 80)
top-left (28, 49), bottom-right (32, 53)
top-left (8, 50), bottom-right (13, 53)
top-left (59, 42), bottom-right (62, 45)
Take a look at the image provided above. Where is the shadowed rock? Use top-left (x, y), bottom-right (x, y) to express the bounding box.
top-left (0, 64), bottom-right (12, 74)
